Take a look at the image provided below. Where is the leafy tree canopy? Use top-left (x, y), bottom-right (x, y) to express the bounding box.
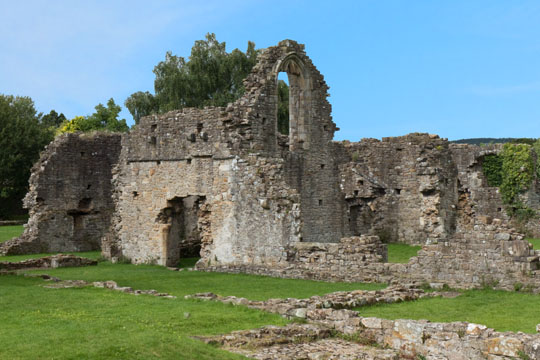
top-left (124, 33), bottom-right (260, 124)
top-left (0, 94), bottom-right (54, 217)
top-left (57, 98), bottom-right (129, 134)
top-left (41, 110), bottom-right (66, 128)
top-left (277, 79), bottom-right (289, 135)
top-left (124, 91), bottom-right (156, 125)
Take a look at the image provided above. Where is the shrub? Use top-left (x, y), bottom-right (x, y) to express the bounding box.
top-left (482, 154), bottom-right (503, 187)
top-left (500, 143), bottom-right (534, 206)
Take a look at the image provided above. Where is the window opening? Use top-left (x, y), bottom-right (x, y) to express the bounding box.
top-left (277, 72), bottom-right (289, 135)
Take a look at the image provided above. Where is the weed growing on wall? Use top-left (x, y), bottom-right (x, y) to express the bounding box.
top-left (533, 139), bottom-right (540, 178)
top-left (482, 154), bottom-right (503, 187)
top-left (500, 143), bottom-right (534, 206)
top-left (482, 143), bottom-right (538, 221)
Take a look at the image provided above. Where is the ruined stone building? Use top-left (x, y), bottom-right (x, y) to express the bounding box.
top-left (3, 40), bottom-right (540, 290)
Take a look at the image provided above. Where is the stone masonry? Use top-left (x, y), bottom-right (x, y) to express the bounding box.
top-left (7, 39), bottom-right (540, 293)
top-left (192, 286), bottom-right (540, 359)
top-left (339, 134), bottom-right (458, 245)
top-left (103, 40), bottom-right (345, 268)
top-left (0, 132), bottom-right (121, 255)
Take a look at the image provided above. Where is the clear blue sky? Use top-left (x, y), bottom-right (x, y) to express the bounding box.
top-left (1, 0), bottom-right (539, 141)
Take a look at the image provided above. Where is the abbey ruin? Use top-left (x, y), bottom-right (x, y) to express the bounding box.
top-left (3, 40), bottom-right (540, 291)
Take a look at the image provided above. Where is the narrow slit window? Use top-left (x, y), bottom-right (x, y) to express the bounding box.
top-left (277, 71), bottom-right (289, 135)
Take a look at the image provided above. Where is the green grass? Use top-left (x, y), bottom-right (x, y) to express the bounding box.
top-left (0, 255), bottom-right (386, 359)
top-left (0, 224), bottom-right (24, 243)
top-left (179, 257), bottom-right (200, 268)
top-left (527, 238), bottom-right (540, 250)
top-left (0, 274), bottom-right (286, 360)
top-left (27, 260), bottom-right (385, 300)
top-left (386, 243), bottom-right (421, 263)
top-left (357, 289), bottom-right (540, 333)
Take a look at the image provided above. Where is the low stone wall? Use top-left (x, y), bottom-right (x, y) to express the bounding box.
top-left (198, 235), bottom-right (392, 283)
top-left (400, 218), bottom-right (540, 291)
top-left (200, 218), bottom-right (540, 293)
top-left (0, 220), bottom-right (26, 226)
top-left (206, 318), bottom-right (540, 359)
top-left (0, 254), bottom-right (97, 271)
top-left (186, 284), bottom-right (428, 317)
top-left (201, 324), bottom-right (400, 359)
top-left (194, 287), bottom-right (540, 360)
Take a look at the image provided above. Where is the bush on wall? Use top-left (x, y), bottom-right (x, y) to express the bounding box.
top-left (500, 143), bottom-right (534, 206)
top-left (482, 142), bottom-right (538, 220)
top-left (482, 154), bottom-right (503, 187)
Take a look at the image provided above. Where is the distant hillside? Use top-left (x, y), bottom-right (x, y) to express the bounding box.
top-left (451, 138), bottom-right (537, 145)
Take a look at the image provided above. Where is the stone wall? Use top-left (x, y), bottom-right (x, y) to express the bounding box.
top-left (199, 235), bottom-right (390, 283)
top-left (337, 135), bottom-right (540, 245)
top-left (338, 133), bottom-right (458, 245)
top-left (200, 219), bottom-right (540, 292)
top-left (11, 39), bottom-right (540, 294)
top-left (105, 105), bottom-right (303, 266)
top-left (228, 39), bottom-right (346, 244)
top-left (105, 40), bottom-right (347, 267)
top-left (106, 143), bottom-right (301, 266)
top-left (194, 286), bottom-right (540, 360)
top-left (0, 254), bottom-right (97, 271)
top-left (401, 217), bottom-right (540, 291)
top-left (0, 133), bottom-right (121, 255)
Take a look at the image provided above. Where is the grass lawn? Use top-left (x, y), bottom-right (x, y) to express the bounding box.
top-left (357, 289), bottom-right (540, 333)
top-left (0, 274), bottom-right (286, 360)
top-left (25, 260), bottom-right (385, 300)
top-left (527, 238), bottom-right (540, 250)
top-left (0, 224), bottom-right (24, 243)
top-left (0, 255), bottom-right (386, 359)
top-left (386, 243), bottom-right (421, 263)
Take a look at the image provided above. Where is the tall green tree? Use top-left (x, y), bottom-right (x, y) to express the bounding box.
top-left (125, 33), bottom-right (260, 121)
top-left (124, 91), bottom-right (156, 125)
top-left (277, 80), bottom-right (290, 135)
top-left (40, 110), bottom-right (66, 128)
top-left (0, 95), bottom-right (53, 218)
top-left (57, 98), bottom-right (129, 134)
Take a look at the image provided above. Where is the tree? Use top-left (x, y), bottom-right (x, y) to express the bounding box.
top-left (0, 95), bottom-right (53, 218)
top-left (125, 33), bottom-right (260, 121)
top-left (56, 116), bottom-right (88, 134)
top-left (57, 98), bottom-right (129, 134)
top-left (124, 91), bottom-right (156, 125)
top-left (277, 80), bottom-right (289, 135)
top-left (41, 110), bottom-right (66, 128)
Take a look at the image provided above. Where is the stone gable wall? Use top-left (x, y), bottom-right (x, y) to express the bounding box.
top-left (0, 133), bottom-right (121, 255)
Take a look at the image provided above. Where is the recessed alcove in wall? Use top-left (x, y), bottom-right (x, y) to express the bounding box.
top-left (157, 195), bottom-right (206, 267)
top-left (67, 197), bottom-right (95, 233)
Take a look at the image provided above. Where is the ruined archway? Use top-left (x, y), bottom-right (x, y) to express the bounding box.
top-left (275, 55), bottom-right (312, 151)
